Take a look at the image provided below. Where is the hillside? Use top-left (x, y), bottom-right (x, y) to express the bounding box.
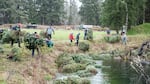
top-left (128, 23), bottom-right (150, 35)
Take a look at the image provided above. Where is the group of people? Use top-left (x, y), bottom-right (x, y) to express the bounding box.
top-left (31, 25), bottom-right (55, 57)
top-left (69, 28), bottom-right (89, 46)
top-left (6, 23), bottom-right (128, 57)
top-left (69, 32), bottom-right (80, 46)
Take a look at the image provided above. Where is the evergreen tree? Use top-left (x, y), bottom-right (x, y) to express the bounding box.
top-left (79, 0), bottom-right (101, 25)
top-left (101, 0), bottom-right (126, 33)
top-left (68, 0), bottom-right (79, 25)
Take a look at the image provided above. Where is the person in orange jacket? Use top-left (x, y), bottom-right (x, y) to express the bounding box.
top-left (69, 33), bottom-right (74, 43)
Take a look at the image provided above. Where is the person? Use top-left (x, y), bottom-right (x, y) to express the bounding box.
top-left (45, 38), bottom-right (54, 48)
top-left (46, 25), bottom-right (55, 39)
top-left (32, 46), bottom-right (39, 57)
top-left (106, 28), bottom-right (110, 35)
top-left (34, 32), bottom-right (40, 38)
top-left (18, 23), bottom-right (22, 29)
top-left (31, 32), bottom-right (40, 57)
top-left (121, 32), bottom-right (127, 45)
top-left (84, 28), bottom-right (88, 40)
top-left (76, 33), bottom-right (80, 46)
top-left (10, 24), bottom-right (21, 47)
top-left (69, 33), bottom-right (74, 43)
top-left (11, 25), bottom-right (18, 30)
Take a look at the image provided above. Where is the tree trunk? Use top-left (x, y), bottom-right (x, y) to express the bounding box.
top-left (125, 3), bottom-right (128, 31)
top-left (143, 4), bottom-right (145, 23)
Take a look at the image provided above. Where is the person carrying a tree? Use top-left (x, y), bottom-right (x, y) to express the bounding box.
top-left (10, 24), bottom-right (21, 47)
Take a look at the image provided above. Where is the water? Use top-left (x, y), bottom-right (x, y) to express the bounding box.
top-left (55, 59), bottom-right (148, 84)
top-left (89, 61), bottom-right (109, 84)
top-left (101, 59), bottom-right (148, 84)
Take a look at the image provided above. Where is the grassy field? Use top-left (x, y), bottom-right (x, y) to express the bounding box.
top-left (22, 29), bottom-right (107, 41)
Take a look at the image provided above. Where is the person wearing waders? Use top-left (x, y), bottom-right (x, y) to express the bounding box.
top-left (46, 24), bottom-right (55, 39)
top-left (76, 33), bottom-right (80, 46)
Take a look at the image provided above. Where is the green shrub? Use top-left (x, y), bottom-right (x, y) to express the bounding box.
top-left (78, 42), bottom-right (89, 52)
top-left (104, 35), bottom-right (120, 43)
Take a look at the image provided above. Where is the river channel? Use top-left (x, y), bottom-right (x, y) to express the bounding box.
top-left (54, 59), bottom-right (148, 84)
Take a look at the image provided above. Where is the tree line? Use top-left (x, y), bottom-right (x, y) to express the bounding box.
top-left (79, 0), bottom-right (150, 32)
top-left (0, 0), bottom-right (150, 31)
top-left (0, 0), bottom-right (65, 25)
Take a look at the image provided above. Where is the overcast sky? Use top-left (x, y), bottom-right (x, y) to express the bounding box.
top-left (76, 0), bottom-right (82, 7)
